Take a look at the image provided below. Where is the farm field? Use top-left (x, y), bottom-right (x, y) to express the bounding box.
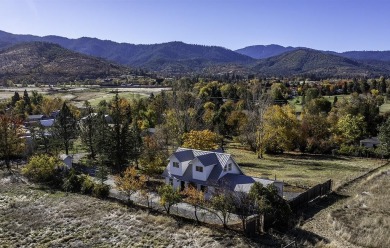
top-left (226, 146), bottom-right (385, 189)
top-left (0, 86), bottom-right (171, 107)
top-left (0, 172), bottom-right (256, 248)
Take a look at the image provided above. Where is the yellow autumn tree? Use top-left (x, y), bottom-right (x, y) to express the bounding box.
top-left (261, 105), bottom-right (300, 154)
top-left (115, 166), bottom-right (147, 204)
top-left (182, 130), bottom-right (220, 151)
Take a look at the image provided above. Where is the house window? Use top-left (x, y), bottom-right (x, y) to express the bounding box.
top-left (169, 178), bottom-right (173, 185)
top-left (195, 166), bottom-right (203, 172)
top-left (223, 166), bottom-right (227, 172)
top-left (173, 162), bottom-right (179, 168)
top-left (228, 163), bottom-right (232, 171)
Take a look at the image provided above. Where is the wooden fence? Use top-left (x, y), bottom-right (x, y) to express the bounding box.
top-left (289, 179), bottom-right (332, 211)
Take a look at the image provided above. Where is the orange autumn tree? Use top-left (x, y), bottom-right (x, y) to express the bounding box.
top-left (182, 185), bottom-right (205, 223)
top-left (182, 130), bottom-right (220, 151)
top-left (115, 166), bottom-right (147, 204)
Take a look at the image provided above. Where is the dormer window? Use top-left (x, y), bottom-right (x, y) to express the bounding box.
top-left (228, 163), bottom-right (232, 171)
top-left (223, 166), bottom-right (227, 172)
top-left (195, 166), bottom-right (203, 172)
top-left (173, 162), bottom-right (179, 168)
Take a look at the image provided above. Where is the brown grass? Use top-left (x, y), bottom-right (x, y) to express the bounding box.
top-left (329, 170), bottom-right (390, 247)
top-left (0, 171), bottom-right (255, 247)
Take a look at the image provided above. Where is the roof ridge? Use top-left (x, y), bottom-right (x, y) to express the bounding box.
top-left (177, 147), bottom-right (231, 156)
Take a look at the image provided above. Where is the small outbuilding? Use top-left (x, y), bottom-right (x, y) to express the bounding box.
top-left (360, 137), bottom-right (380, 148)
top-left (60, 154), bottom-right (73, 169)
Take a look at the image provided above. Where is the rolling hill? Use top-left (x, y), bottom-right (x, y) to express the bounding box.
top-left (0, 42), bottom-right (129, 83)
top-left (235, 44), bottom-right (299, 59)
top-left (251, 49), bottom-right (390, 77)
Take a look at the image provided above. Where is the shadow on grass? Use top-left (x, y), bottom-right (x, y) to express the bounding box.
top-left (267, 152), bottom-right (349, 162)
top-left (295, 192), bottom-right (349, 221)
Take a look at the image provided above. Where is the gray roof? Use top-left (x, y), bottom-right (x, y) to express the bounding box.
top-left (196, 153), bottom-right (219, 167)
top-left (172, 149), bottom-right (194, 162)
top-left (219, 174), bottom-right (276, 193)
top-left (27, 115), bottom-right (44, 120)
top-left (40, 119), bottom-right (55, 127)
top-left (360, 137), bottom-right (380, 144)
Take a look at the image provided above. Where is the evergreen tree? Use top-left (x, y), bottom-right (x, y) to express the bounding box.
top-left (11, 92), bottom-right (20, 106)
top-left (54, 102), bottom-right (78, 155)
top-left (79, 101), bottom-right (98, 159)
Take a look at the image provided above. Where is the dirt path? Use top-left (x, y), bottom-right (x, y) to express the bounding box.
top-left (299, 161), bottom-right (390, 247)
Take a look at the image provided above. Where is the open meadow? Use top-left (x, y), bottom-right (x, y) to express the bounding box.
top-left (0, 171), bottom-right (256, 248)
top-left (226, 146), bottom-right (386, 189)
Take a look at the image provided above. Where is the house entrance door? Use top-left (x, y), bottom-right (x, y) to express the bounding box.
top-left (180, 181), bottom-right (185, 191)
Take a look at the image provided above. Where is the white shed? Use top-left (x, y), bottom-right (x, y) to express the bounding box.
top-left (60, 154), bottom-right (73, 169)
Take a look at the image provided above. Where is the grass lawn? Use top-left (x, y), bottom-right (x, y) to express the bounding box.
top-left (380, 100), bottom-right (390, 113)
top-left (225, 146), bottom-right (385, 189)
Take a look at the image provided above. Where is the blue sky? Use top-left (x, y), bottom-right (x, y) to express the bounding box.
top-left (1, 0), bottom-right (389, 52)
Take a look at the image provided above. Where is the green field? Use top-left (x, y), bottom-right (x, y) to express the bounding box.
top-left (226, 145), bottom-right (385, 189)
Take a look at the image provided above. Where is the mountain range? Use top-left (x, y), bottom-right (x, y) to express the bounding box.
top-left (0, 30), bottom-right (389, 77)
top-left (0, 42), bottom-right (129, 83)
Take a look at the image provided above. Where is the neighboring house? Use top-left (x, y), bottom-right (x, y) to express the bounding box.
top-left (60, 154), bottom-right (73, 169)
top-left (80, 113), bottom-right (113, 124)
top-left (39, 119), bottom-right (55, 128)
top-left (27, 115), bottom-right (44, 122)
top-left (162, 147), bottom-right (283, 198)
top-left (360, 137), bottom-right (380, 148)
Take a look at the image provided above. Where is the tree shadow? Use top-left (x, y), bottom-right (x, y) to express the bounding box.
top-left (294, 192), bottom-right (349, 220)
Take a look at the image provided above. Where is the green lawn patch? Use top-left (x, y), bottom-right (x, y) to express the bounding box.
top-left (225, 146), bottom-right (385, 188)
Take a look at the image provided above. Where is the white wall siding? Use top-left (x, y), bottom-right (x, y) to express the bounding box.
top-left (168, 156), bottom-right (190, 176)
top-left (192, 159), bottom-right (214, 181)
top-left (218, 158), bottom-right (240, 178)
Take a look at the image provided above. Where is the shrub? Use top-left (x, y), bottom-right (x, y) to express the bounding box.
top-left (80, 175), bottom-right (95, 195)
top-left (22, 154), bottom-right (65, 185)
top-left (62, 169), bottom-right (82, 193)
top-left (93, 184), bottom-right (110, 199)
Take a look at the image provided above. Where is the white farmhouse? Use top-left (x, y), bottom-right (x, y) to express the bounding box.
top-left (162, 147), bottom-right (283, 198)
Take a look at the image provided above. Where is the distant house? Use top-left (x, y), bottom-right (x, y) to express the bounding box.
top-left (60, 154), bottom-right (73, 169)
top-left (360, 137), bottom-right (381, 148)
top-left (39, 119), bottom-right (55, 128)
top-left (80, 113), bottom-right (113, 124)
top-left (162, 147), bottom-right (283, 198)
top-left (26, 114), bottom-right (44, 122)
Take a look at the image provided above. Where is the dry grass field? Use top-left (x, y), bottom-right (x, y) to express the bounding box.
top-left (0, 171), bottom-right (259, 248)
top-left (226, 147), bottom-right (385, 189)
top-left (298, 163), bottom-right (390, 248)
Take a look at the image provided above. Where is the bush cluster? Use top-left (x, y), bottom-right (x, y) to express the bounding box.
top-left (337, 145), bottom-right (388, 158)
top-left (62, 169), bottom-right (110, 198)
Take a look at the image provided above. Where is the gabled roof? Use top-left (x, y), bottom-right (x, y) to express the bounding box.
top-left (171, 149), bottom-right (195, 162)
top-left (176, 147), bottom-right (234, 169)
top-left (196, 153), bottom-right (219, 167)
